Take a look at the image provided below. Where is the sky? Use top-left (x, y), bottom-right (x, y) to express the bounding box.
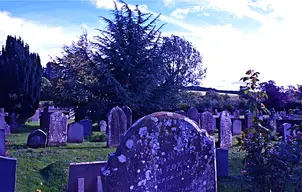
top-left (0, 0), bottom-right (301, 91)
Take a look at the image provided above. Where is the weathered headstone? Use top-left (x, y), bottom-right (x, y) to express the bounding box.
top-left (219, 111), bottom-right (232, 149)
top-left (4, 124), bottom-right (11, 136)
top-left (0, 108), bottom-right (8, 129)
top-left (216, 148), bottom-right (228, 177)
top-left (67, 122), bottom-right (84, 143)
top-left (122, 106), bottom-right (132, 129)
top-left (0, 129), bottom-right (5, 156)
top-left (283, 123), bottom-right (291, 141)
top-left (201, 111), bottom-right (214, 135)
top-left (99, 120), bottom-right (107, 132)
top-left (27, 129), bottom-right (47, 148)
top-left (187, 107), bottom-right (199, 125)
top-left (0, 156), bottom-right (17, 192)
top-left (232, 120), bottom-right (242, 135)
top-left (48, 112), bottom-right (68, 147)
top-left (107, 106), bottom-right (127, 148)
top-left (79, 119), bottom-right (92, 137)
top-left (101, 111), bottom-right (217, 192)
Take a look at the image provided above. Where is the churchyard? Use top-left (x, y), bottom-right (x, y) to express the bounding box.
top-left (1, 104), bottom-right (301, 192)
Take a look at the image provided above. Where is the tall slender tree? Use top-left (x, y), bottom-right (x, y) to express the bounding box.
top-left (0, 35), bottom-right (43, 124)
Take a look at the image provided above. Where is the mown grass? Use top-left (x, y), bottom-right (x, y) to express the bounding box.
top-left (6, 122), bottom-right (245, 192)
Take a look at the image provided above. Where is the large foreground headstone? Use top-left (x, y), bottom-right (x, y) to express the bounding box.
top-left (27, 129), bottom-right (47, 148)
top-left (219, 111), bottom-right (232, 149)
top-left (48, 112), bottom-right (68, 147)
top-left (67, 122), bottom-right (84, 143)
top-left (0, 156), bottom-right (17, 192)
top-left (107, 106), bottom-right (127, 148)
top-left (101, 111), bottom-right (217, 192)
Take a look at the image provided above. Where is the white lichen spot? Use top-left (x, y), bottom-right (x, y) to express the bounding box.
top-left (181, 177), bottom-right (184, 180)
top-left (187, 165), bottom-right (190, 168)
top-left (154, 185), bottom-right (158, 189)
top-left (145, 170), bottom-right (151, 180)
top-left (142, 160), bottom-right (146, 164)
top-left (204, 155), bottom-right (208, 159)
top-left (118, 154), bottom-right (127, 163)
top-left (203, 181), bottom-right (207, 185)
top-left (161, 152), bottom-right (165, 156)
top-left (126, 139), bottom-right (134, 149)
top-left (130, 185), bottom-right (134, 190)
top-left (139, 127), bottom-right (148, 137)
top-left (137, 169), bottom-right (141, 173)
top-left (113, 168), bottom-right (118, 171)
top-left (151, 117), bottom-right (158, 122)
top-left (155, 164), bottom-right (159, 168)
top-left (138, 179), bottom-right (147, 186)
top-left (167, 112), bottom-right (173, 117)
top-left (171, 127), bottom-right (177, 132)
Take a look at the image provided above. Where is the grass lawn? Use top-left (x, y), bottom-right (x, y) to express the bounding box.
top-left (6, 122), bottom-right (245, 192)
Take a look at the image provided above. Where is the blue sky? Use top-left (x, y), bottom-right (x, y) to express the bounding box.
top-left (0, 0), bottom-right (301, 90)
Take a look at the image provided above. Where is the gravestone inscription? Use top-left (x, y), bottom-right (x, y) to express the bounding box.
top-left (101, 111), bottom-right (217, 192)
top-left (48, 112), bottom-right (68, 147)
top-left (219, 111), bottom-right (232, 149)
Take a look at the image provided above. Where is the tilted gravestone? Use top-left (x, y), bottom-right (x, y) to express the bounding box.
top-left (187, 107), bottom-right (199, 125)
top-left (79, 119), bottom-right (92, 137)
top-left (107, 106), bottom-right (127, 148)
top-left (122, 106), bottom-right (132, 129)
top-left (232, 119), bottom-right (242, 135)
top-left (219, 111), bottom-right (232, 149)
top-left (0, 156), bottom-right (17, 192)
top-left (101, 111), bottom-right (217, 192)
top-left (99, 120), bottom-right (107, 132)
top-left (48, 112), bottom-right (68, 147)
top-left (27, 129), bottom-right (47, 148)
top-left (201, 111), bottom-right (215, 135)
top-left (67, 122), bottom-right (84, 143)
top-left (0, 129), bottom-right (5, 156)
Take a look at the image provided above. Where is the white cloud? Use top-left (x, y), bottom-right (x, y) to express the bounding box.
top-left (0, 11), bottom-right (99, 67)
top-left (170, 8), bottom-right (190, 19)
top-left (163, 0), bottom-right (174, 6)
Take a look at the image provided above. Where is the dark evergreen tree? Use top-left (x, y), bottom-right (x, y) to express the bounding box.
top-left (0, 35), bottom-right (43, 124)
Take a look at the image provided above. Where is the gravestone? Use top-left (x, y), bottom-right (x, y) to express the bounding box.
top-left (31, 109), bottom-right (40, 122)
top-left (0, 108), bottom-right (8, 129)
top-left (107, 106), bottom-right (127, 148)
top-left (48, 112), bottom-right (68, 147)
top-left (27, 129), bottom-right (47, 148)
top-left (283, 123), bottom-right (291, 141)
top-left (122, 106), bottom-right (132, 129)
top-left (232, 120), bottom-right (242, 135)
top-left (9, 113), bottom-right (19, 133)
top-left (0, 156), bottom-right (17, 192)
top-left (67, 122), bottom-right (84, 143)
top-left (40, 107), bottom-right (51, 131)
top-left (219, 111), bottom-right (232, 149)
top-left (99, 120), bottom-right (107, 132)
top-left (0, 129), bottom-right (5, 156)
top-left (79, 119), bottom-right (92, 137)
top-left (245, 112), bottom-right (253, 129)
top-left (233, 110), bottom-right (240, 119)
top-left (201, 111), bottom-right (214, 135)
top-left (187, 107), bottom-right (199, 125)
top-left (216, 148), bottom-right (228, 177)
top-left (101, 111), bottom-right (217, 192)
top-left (4, 124), bottom-right (11, 136)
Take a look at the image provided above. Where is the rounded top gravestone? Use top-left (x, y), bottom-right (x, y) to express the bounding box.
top-left (101, 111), bottom-right (217, 192)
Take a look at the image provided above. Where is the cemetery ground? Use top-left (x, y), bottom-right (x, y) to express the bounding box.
top-left (7, 122), bottom-right (244, 192)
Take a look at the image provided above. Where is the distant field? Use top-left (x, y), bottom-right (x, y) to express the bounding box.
top-left (187, 90), bottom-right (240, 100)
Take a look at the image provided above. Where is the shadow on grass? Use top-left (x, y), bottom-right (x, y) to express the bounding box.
top-left (8, 144), bottom-right (28, 150)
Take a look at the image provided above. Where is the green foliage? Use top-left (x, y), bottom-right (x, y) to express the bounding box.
top-left (85, 132), bottom-right (106, 142)
top-left (44, 1), bottom-right (206, 119)
top-left (239, 69), bottom-right (302, 191)
top-left (0, 35), bottom-right (43, 124)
